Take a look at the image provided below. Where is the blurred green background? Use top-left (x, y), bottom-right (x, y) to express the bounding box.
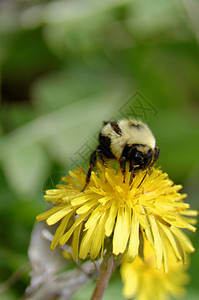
top-left (0, 0), bottom-right (199, 299)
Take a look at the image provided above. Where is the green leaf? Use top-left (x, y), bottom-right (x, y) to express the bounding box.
top-left (1, 144), bottom-right (50, 197)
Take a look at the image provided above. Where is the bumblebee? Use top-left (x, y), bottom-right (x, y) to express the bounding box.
top-left (83, 119), bottom-right (159, 190)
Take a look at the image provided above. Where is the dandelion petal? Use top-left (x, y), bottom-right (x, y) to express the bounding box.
top-left (149, 215), bottom-right (163, 269)
top-left (79, 226), bottom-right (95, 259)
top-left (171, 227), bottom-right (195, 253)
top-left (127, 212), bottom-right (140, 262)
top-left (47, 206), bottom-right (73, 225)
top-left (51, 212), bottom-right (73, 250)
top-left (60, 212), bottom-right (90, 245)
top-left (105, 203), bottom-right (118, 237)
top-left (90, 212), bottom-right (108, 259)
top-left (72, 222), bottom-right (83, 261)
top-left (113, 207), bottom-right (131, 255)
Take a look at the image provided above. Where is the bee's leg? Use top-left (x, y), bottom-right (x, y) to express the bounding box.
top-left (129, 170), bottom-right (135, 186)
top-left (137, 170), bottom-right (148, 188)
top-left (129, 160), bottom-right (135, 185)
top-left (82, 149), bottom-right (98, 191)
top-left (97, 148), bottom-right (106, 166)
top-left (120, 156), bottom-right (126, 183)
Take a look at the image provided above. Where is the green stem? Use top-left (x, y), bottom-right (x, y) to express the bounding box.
top-left (91, 253), bottom-right (114, 300)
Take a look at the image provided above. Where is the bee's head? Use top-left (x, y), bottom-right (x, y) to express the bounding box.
top-left (128, 145), bottom-right (159, 171)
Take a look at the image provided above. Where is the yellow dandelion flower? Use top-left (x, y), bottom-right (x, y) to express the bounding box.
top-left (121, 238), bottom-right (190, 300)
top-left (36, 163), bottom-right (197, 269)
